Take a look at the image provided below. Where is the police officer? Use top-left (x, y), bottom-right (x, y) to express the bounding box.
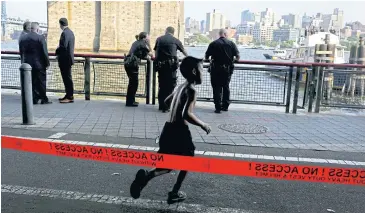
top-left (154, 26), bottom-right (188, 112)
top-left (124, 32), bottom-right (152, 107)
top-left (205, 29), bottom-right (240, 113)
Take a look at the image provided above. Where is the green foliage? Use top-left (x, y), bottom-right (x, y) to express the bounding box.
top-left (195, 34), bottom-right (212, 44)
top-left (340, 41), bottom-right (357, 51)
top-left (340, 37), bottom-right (361, 51)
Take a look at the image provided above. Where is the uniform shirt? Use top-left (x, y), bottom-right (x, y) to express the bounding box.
top-left (205, 37), bottom-right (240, 65)
top-left (128, 39), bottom-right (150, 59)
top-left (154, 33), bottom-right (185, 61)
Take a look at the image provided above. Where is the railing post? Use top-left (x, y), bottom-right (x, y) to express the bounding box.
top-left (19, 63), bottom-right (35, 125)
top-left (84, 57), bottom-right (91, 100)
top-left (285, 66), bottom-right (293, 113)
top-left (152, 61), bottom-right (156, 105)
top-left (307, 67), bottom-right (316, 112)
top-left (292, 66), bottom-right (301, 114)
top-left (145, 59), bottom-right (151, 104)
top-left (314, 66), bottom-right (324, 113)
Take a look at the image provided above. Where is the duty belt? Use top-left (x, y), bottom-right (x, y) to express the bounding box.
top-left (212, 62), bottom-right (232, 69)
top-left (156, 58), bottom-right (177, 66)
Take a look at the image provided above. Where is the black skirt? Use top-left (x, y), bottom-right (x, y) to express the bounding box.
top-left (157, 122), bottom-right (195, 157)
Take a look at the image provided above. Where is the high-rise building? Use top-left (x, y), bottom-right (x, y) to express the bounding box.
top-left (236, 21), bottom-right (255, 35)
top-left (185, 17), bottom-right (200, 34)
top-left (302, 13), bottom-right (312, 28)
top-left (332, 8), bottom-right (344, 32)
top-left (253, 22), bottom-right (274, 42)
top-left (206, 9), bottom-right (225, 32)
top-left (225, 20), bottom-right (231, 28)
top-left (273, 27), bottom-right (299, 42)
top-left (260, 8), bottom-right (276, 26)
top-left (320, 14), bottom-right (333, 31)
top-left (241, 10), bottom-right (261, 24)
top-left (318, 8), bottom-right (344, 33)
top-left (185, 17), bottom-right (191, 29)
top-left (241, 10), bottom-right (254, 23)
top-left (282, 13), bottom-right (301, 28)
top-left (277, 19), bottom-right (285, 28)
top-left (200, 20), bottom-right (205, 33)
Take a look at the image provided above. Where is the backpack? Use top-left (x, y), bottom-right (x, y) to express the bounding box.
top-left (124, 53), bottom-right (139, 69)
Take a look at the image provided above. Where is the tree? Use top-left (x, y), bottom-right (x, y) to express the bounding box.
top-left (195, 34), bottom-right (211, 44)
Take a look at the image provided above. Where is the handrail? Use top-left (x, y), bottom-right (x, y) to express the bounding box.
top-left (1, 51), bottom-right (126, 59)
top-left (2, 50), bottom-right (365, 68)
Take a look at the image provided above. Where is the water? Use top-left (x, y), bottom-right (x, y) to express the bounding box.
top-left (1, 40), bottom-right (279, 61)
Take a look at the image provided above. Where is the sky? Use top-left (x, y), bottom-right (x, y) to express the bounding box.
top-left (4, 1), bottom-right (365, 26)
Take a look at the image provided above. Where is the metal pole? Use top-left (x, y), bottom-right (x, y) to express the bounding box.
top-left (285, 66), bottom-right (293, 113)
top-left (152, 62), bottom-right (156, 105)
top-left (145, 59), bottom-right (151, 104)
top-left (314, 66), bottom-right (324, 113)
top-left (292, 67), bottom-right (301, 114)
top-left (84, 57), bottom-right (91, 100)
top-left (20, 63), bottom-right (35, 125)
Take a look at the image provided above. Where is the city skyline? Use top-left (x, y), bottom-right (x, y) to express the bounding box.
top-left (4, 1), bottom-right (365, 26)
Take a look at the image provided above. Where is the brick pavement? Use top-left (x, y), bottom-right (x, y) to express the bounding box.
top-left (2, 94), bottom-right (365, 153)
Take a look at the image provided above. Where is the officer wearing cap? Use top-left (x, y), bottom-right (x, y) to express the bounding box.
top-left (56, 17), bottom-right (75, 104)
top-left (154, 26), bottom-right (188, 113)
top-left (205, 28), bottom-right (240, 113)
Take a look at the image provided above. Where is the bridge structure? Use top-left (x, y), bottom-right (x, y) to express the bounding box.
top-left (1, 1), bottom-right (47, 40)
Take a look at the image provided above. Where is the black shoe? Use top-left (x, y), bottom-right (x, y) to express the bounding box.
top-left (167, 191), bottom-right (187, 205)
top-left (162, 109), bottom-right (170, 113)
top-left (41, 100), bottom-right (52, 104)
top-left (130, 169), bottom-right (148, 199)
top-left (58, 96), bottom-right (66, 101)
top-left (214, 109), bottom-right (221, 114)
top-left (221, 108), bottom-right (228, 112)
top-left (33, 99), bottom-right (39, 104)
top-left (126, 102), bottom-right (139, 107)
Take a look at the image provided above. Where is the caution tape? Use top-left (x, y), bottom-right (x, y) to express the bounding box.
top-left (1, 136), bottom-right (364, 186)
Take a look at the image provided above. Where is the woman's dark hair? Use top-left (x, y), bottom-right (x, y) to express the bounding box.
top-left (135, 35), bottom-right (139, 40)
top-left (138, 32), bottom-right (147, 40)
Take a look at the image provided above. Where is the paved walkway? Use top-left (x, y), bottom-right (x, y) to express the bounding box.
top-left (2, 93), bottom-right (365, 153)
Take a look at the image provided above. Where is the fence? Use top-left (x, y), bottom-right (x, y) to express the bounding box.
top-left (320, 68), bottom-right (365, 108)
top-left (2, 50), bottom-right (365, 113)
top-left (1, 51), bottom-right (151, 103)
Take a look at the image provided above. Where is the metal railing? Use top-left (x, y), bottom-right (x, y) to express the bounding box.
top-left (319, 68), bottom-right (365, 108)
top-left (1, 51), bottom-right (151, 103)
top-left (2, 50), bottom-right (365, 113)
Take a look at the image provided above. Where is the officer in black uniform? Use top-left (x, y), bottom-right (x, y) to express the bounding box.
top-left (125, 32), bottom-right (152, 107)
top-left (205, 29), bottom-right (240, 113)
top-left (154, 26), bottom-right (188, 112)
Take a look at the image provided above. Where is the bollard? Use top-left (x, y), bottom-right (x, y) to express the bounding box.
top-left (19, 63), bottom-right (35, 125)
